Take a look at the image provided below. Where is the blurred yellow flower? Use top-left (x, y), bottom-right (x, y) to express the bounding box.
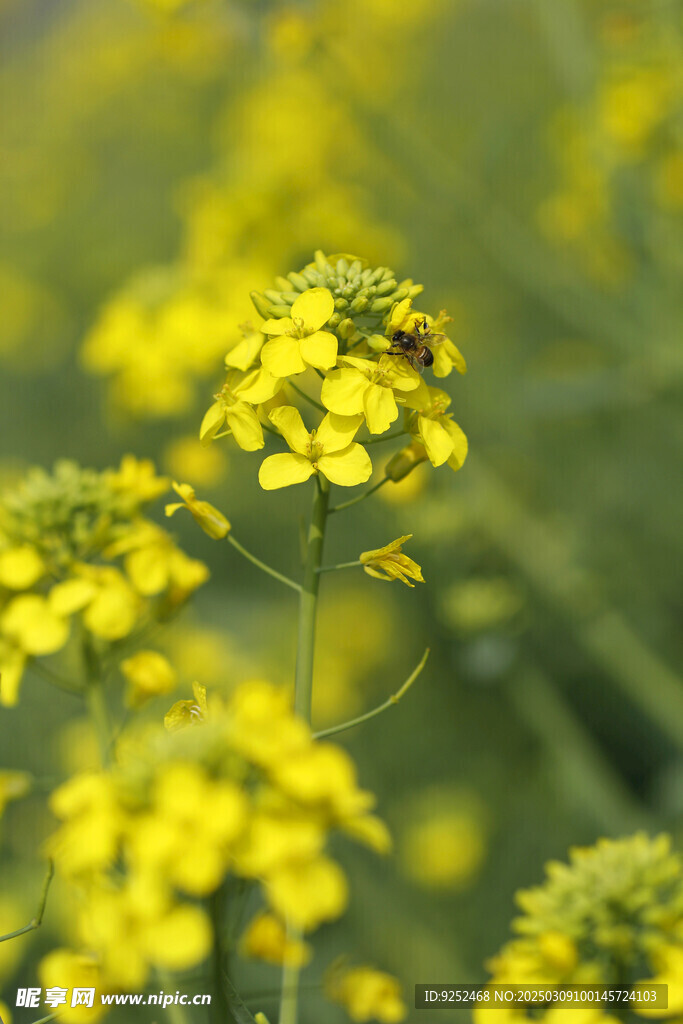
top-left (360, 535), bottom-right (424, 587)
top-left (326, 962), bottom-right (407, 1023)
top-left (267, 854), bottom-right (348, 930)
top-left (260, 288), bottom-right (338, 376)
top-left (322, 354), bottom-right (420, 434)
top-left (165, 481), bottom-right (231, 540)
top-left (121, 650), bottom-right (177, 708)
top-left (401, 806), bottom-right (486, 888)
top-left (103, 455), bottom-right (169, 504)
top-left (164, 434), bottom-right (227, 486)
top-left (259, 407), bottom-right (370, 489)
top-left (242, 911), bottom-right (312, 967)
top-left (0, 1000), bottom-right (12, 1024)
top-left (39, 949), bottom-right (104, 1023)
top-left (1, 594), bottom-right (69, 655)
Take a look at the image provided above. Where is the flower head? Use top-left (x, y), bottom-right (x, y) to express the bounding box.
top-left (165, 482), bottom-right (231, 540)
top-left (326, 962), bottom-right (407, 1023)
top-left (258, 407), bottom-right (371, 490)
top-left (404, 383), bottom-right (468, 470)
top-left (322, 354), bottom-right (420, 434)
top-left (260, 288), bottom-right (338, 376)
top-left (360, 535), bottom-right (424, 587)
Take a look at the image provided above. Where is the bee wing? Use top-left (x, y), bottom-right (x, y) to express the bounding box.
top-left (424, 332), bottom-right (448, 347)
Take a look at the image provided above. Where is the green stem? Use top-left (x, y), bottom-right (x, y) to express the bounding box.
top-left (279, 477), bottom-right (330, 1024)
top-left (286, 380), bottom-right (326, 414)
top-left (227, 535), bottom-right (301, 592)
top-left (85, 677), bottom-right (112, 767)
top-left (156, 969), bottom-right (192, 1024)
top-left (208, 891), bottom-right (232, 1024)
top-left (329, 476), bottom-right (390, 513)
top-left (317, 560), bottom-right (362, 574)
top-left (0, 859), bottom-right (54, 943)
top-left (294, 477), bottom-right (329, 720)
top-left (363, 429), bottom-right (406, 445)
top-left (314, 648), bottom-right (429, 739)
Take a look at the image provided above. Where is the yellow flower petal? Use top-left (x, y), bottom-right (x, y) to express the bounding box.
top-left (290, 287), bottom-right (334, 331)
top-left (238, 367), bottom-right (282, 404)
top-left (83, 583), bottom-right (139, 641)
top-left (1, 594), bottom-right (69, 655)
top-left (363, 383), bottom-right (398, 434)
top-left (299, 330), bottom-right (338, 370)
top-left (224, 331), bottom-right (264, 370)
top-left (0, 646), bottom-right (26, 707)
top-left (0, 545), bottom-right (45, 589)
top-left (446, 421), bottom-right (468, 471)
top-left (259, 453), bottom-right (315, 490)
top-left (321, 368), bottom-right (367, 416)
top-left (260, 316), bottom-right (294, 337)
top-left (269, 406), bottom-right (310, 454)
top-left (316, 412), bottom-right (363, 454)
top-left (419, 417), bottom-right (455, 467)
top-left (261, 336), bottom-right (307, 377)
top-left (199, 400), bottom-right (226, 446)
top-left (125, 547), bottom-right (170, 595)
top-left (225, 403), bottom-right (264, 452)
top-left (267, 855), bottom-right (348, 930)
top-left (140, 904), bottom-right (212, 971)
top-left (49, 579), bottom-right (97, 616)
top-left (318, 444), bottom-right (372, 487)
top-left (122, 650), bottom-right (177, 708)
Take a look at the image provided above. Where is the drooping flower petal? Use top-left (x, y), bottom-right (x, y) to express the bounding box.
top-left (445, 420), bottom-right (468, 471)
top-left (318, 444), bottom-right (372, 486)
top-left (260, 317), bottom-right (295, 337)
top-left (419, 418), bottom-right (455, 467)
top-left (269, 406), bottom-right (310, 455)
top-left (259, 454), bottom-right (315, 490)
top-left (199, 401), bottom-right (227, 446)
top-left (225, 404), bottom-right (265, 452)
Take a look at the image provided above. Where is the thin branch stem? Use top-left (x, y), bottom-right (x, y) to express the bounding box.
top-left (314, 648), bottom-right (430, 740)
top-left (0, 859), bottom-right (54, 943)
top-left (287, 380), bottom-right (326, 413)
top-left (156, 969), bottom-right (191, 1024)
top-left (227, 535), bottom-right (301, 592)
top-left (28, 660), bottom-right (83, 696)
top-left (28, 1013), bottom-right (61, 1024)
top-left (329, 476), bottom-right (391, 513)
top-left (363, 429), bottom-right (406, 445)
top-left (317, 560), bottom-right (362, 574)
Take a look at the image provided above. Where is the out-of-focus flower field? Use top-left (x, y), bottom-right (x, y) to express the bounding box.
top-left (0, 0), bottom-right (681, 1022)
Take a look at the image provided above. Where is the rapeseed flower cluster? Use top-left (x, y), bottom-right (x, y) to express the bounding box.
top-left (475, 833), bottom-right (683, 1023)
top-left (43, 679), bottom-right (392, 1011)
top-left (200, 252), bottom-right (468, 491)
top-left (0, 457), bottom-right (207, 706)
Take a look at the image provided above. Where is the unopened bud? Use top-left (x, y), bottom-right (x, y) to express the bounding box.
top-left (250, 291), bottom-right (272, 319)
top-left (350, 295), bottom-right (369, 313)
top-left (386, 443), bottom-right (428, 482)
top-left (370, 297), bottom-right (393, 314)
top-left (368, 333), bottom-right (390, 351)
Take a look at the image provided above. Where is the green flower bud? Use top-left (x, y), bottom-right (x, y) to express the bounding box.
top-left (375, 278), bottom-right (398, 296)
top-left (350, 296), bottom-right (369, 313)
top-left (327, 312), bottom-right (342, 328)
top-left (386, 443), bottom-right (428, 482)
top-left (337, 318), bottom-right (356, 339)
top-left (267, 304), bottom-right (292, 318)
top-left (371, 297), bottom-right (394, 314)
top-left (250, 291), bottom-right (272, 319)
top-left (274, 276), bottom-right (291, 291)
top-left (334, 297), bottom-right (349, 311)
top-left (263, 289), bottom-right (282, 303)
top-left (279, 291), bottom-right (300, 305)
top-left (367, 333), bottom-right (390, 351)
top-left (336, 258), bottom-right (349, 275)
top-left (287, 272), bottom-right (310, 292)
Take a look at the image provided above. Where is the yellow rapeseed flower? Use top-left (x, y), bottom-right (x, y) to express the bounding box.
top-left (165, 481), bottom-right (231, 540)
top-left (241, 911), bottom-right (312, 967)
top-left (266, 854), bottom-right (348, 931)
top-left (326, 963), bottom-right (407, 1023)
top-left (39, 949), bottom-right (104, 1023)
top-left (200, 367), bottom-right (281, 451)
top-left (260, 288), bottom-right (338, 376)
top-left (0, 543), bottom-right (45, 589)
top-left (360, 535), bottom-right (424, 587)
top-left (404, 382), bottom-right (468, 470)
top-left (258, 407), bottom-right (371, 490)
top-left (121, 650), bottom-right (177, 708)
top-left (1, 593), bottom-right (70, 655)
top-left (321, 353), bottom-right (420, 434)
top-left (164, 680), bottom-right (209, 730)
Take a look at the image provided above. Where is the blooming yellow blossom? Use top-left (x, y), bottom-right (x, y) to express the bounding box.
top-left (387, 299), bottom-right (466, 378)
top-left (103, 454), bottom-right (169, 504)
top-left (321, 354), bottom-right (420, 434)
top-left (0, 769), bottom-right (31, 815)
top-left (112, 521), bottom-right (209, 597)
top-left (260, 288), bottom-right (338, 376)
top-left (165, 481), bottom-right (231, 540)
top-left (200, 367), bottom-right (281, 451)
top-left (121, 650), bottom-right (177, 708)
top-left (164, 681), bottom-right (209, 730)
top-left (242, 911), bottom-right (312, 967)
top-left (326, 963), bottom-right (407, 1023)
top-left (404, 382), bottom-right (468, 470)
top-left (259, 407), bottom-right (371, 489)
top-left (48, 773), bottom-right (126, 876)
top-left (360, 535), bottom-right (424, 587)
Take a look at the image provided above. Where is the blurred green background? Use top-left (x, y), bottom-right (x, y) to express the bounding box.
top-left (1, 0), bottom-right (681, 1020)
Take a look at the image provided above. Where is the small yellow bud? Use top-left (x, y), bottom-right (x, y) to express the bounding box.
top-left (165, 482), bottom-right (231, 540)
top-left (249, 290), bottom-right (272, 319)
